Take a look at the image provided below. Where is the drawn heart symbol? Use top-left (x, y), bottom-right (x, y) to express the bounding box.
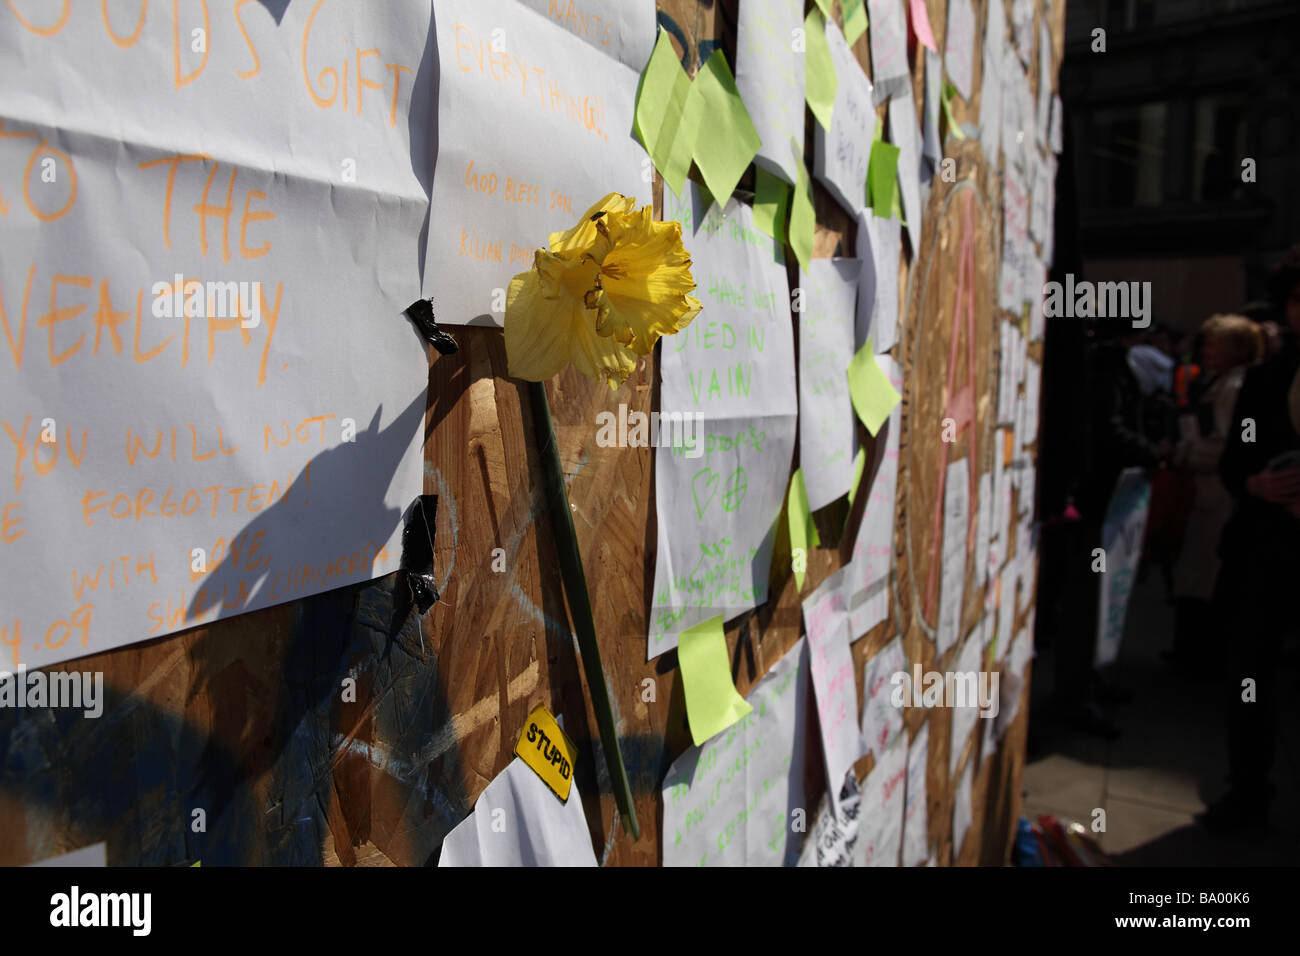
top-left (691, 467), bottom-right (719, 519)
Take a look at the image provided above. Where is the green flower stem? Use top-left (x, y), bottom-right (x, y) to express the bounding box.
top-left (528, 379), bottom-right (640, 841)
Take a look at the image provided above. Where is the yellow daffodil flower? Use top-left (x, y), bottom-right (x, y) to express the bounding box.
top-left (505, 192), bottom-right (702, 389)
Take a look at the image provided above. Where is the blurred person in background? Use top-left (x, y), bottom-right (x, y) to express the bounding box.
top-left (1131, 325), bottom-right (1184, 603)
top-left (1201, 247), bottom-right (1300, 833)
top-left (1172, 328), bottom-right (1204, 410)
top-left (1054, 326), bottom-right (1171, 738)
top-left (1241, 300), bottom-right (1284, 360)
top-left (1259, 320), bottom-right (1283, 359)
top-left (1165, 315), bottom-right (1264, 674)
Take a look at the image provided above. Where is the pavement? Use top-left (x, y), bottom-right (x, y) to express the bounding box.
top-left (1022, 570), bottom-right (1299, 865)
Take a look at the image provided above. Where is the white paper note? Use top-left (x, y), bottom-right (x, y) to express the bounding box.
top-left (857, 731), bottom-right (907, 866)
top-left (662, 637), bottom-right (810, 866)
top-left (944, 0), bottom-right (976, 101)
top-left (952, 755), bottom-right (975, 860)
top-left (996, 556), bottom-right (1016, 661)
top-left (994, 428), bottom-right (1013, 553)
top-left (1016, 63), bottom-right (1038, 171)
top-left (949, 631), bottom-right (984, 775)
top-left (999, 162), bottom-right (1030, 311)
top-left (804, 565), bottom-right (865, 816)
top-left (868, 0), bottom-right (910, 104)
top-left (427, 0), bottom-right (651, 325)
top-left (1050, 94), bottom-right (1064, 154)
top-left (736, 0), bottom-right (805, 184)
top-left (1020, 464), bottom-right (1037, 521)
top-left (1028, 258), bottom-right (1047, 341)
top-left (1012, 0), bottom-right (1034, 66)
top-left (1043, 156), bottom-right (1058, 266)
top-left (815, 17), bottom-right (876, 213)
top-left (515, 0), bottom-right (657, 70)
top-left (974, 471), bottom-right (992, 589)
top-left (439, 758), bottom-right (598, 866)
top-left (889, 91), bottom-right (925, 250)
top-left (847, 355), bottom-right (903, 637)
top-left (650, 182), bottom-right (797, 657)
top-left (797, 769), bottom-right (862, 867)
top-left (997, 323), bottom-right (1013, 423)
top-left (799, 259), bottom-right (860, 510)
top-left (937, 457), bottom-right (971, 657)
top-left (990, 446), bottom-right (1005, 541)
top-left (1037, 21), bottom-right (1053, 147)
top-left (902, 723), bottom-right (930, 866)
top-left (1031, 152), bottom-right (1052, 244)
top-left (1023, 358), bottom-right (1041, 446)
top-left (855, 210), bottom-right (901, 352)
top-left (979, 0), bottom-right (1006, 165)
top-left (922, 48), bottom-right (943, 166)
top-left (997, 622), bottom-right (1035, 736)
top-left (1001, 49), bottom-right (1024, 171)
top-left (861, 635), bottom-right (907, 761)
top-left (0, 2), bottom-right (432, 667)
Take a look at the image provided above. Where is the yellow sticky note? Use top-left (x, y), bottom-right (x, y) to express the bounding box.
top-left (848, 338), bottom-right (901, 435)
top-left (514, 705), bottom-right (578, 802)
top-left (814, 0), bottom-right (836, 18)
top-left (840, 0), bottom-right (868, 46)
top-left (691, 50), bottom-right (761, 207)
top-left (847, 446), bottom-right (868, 507)
top-left (789, 153), bottom-right (816, 273)
top-left (753, 167), bottom-right (790, 244)
top-left (787, 467), bottom-right (821, 591)
top-left (678, 615), bottom-right (752, 746)
top-left (805, 8), bottom-right (837, 129)
top-left (634, 30), bottom-right (701, 196)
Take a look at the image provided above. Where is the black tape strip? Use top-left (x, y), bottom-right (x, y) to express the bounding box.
top-left (400, 494), bottom-right (440, 615)
top-left (402, 297), bottom-right (459, 355)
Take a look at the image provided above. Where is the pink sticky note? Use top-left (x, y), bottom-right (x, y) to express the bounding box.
top-left (909, 0), bottom-right (938, 52)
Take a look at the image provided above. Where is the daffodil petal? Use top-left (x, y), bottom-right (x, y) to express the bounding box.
top-left (549, 192), bottom-right (637, 255)
top-left (569, 305), bottom-right (638, 388)
top-left (505, 270), bottom-right (578, 382)
top-left (591, 207), bottom-right (701, 353)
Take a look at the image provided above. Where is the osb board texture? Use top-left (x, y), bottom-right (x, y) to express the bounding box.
top-left (0, 0), bottom-right (1062, 867)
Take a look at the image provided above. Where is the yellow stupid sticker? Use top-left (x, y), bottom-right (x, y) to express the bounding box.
top-left (514, 705), bottom-right (578, 802)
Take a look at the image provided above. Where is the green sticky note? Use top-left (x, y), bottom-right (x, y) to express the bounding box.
top-left (678, 615), bottom-right (753, 746)
top-left (787, 468), bottom-right (821, 591)
top-left (789, 153), bottom-right (816, 272)
top-left (848, 338), bottom-right (902, 435)
top-left (847, 446), bottom-right (868, 507)
top-left (868, 139), bottom-right (900, 220)
top-left (942, 80), bottom-right (968, 140)
top-left (691, 50), bottom-right (761, 207)
top-left (840, 0), bottom-right (868, 46)
top-left (814, 0), bottom-right (836, 19)
top-left (805, 9), bottom-right (837, 129)
top-left (753, 166), bottom-right (790, 244)
top-left (634, 30), bottom-right (701, 196)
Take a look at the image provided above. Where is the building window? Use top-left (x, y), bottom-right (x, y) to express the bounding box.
top-left (1087, 102), bottom-right (1168, 208)
top-left (1191, 94), bottom-right (1247, 201)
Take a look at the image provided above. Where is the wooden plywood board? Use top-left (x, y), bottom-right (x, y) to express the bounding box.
top-left (0, 0), bottom-right (1063, 867)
